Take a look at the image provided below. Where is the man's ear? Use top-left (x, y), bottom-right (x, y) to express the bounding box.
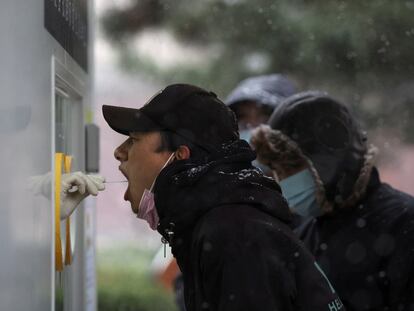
top-left (175, 145), bottom-right (191, 160)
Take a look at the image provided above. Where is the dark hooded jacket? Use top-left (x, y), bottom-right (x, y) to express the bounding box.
top-left (153, 140), bottom-right (345, 311)
top-left (252, 91), bottom-right (414, 311)
top-left (225, 74), bottom-right (297, 109)
top-left (296, 168), bottom-right (414, 311)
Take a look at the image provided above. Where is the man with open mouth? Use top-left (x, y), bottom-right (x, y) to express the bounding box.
top-left (102, 83), bottom-right (345, 311)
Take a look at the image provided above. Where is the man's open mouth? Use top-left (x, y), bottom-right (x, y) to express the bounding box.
top-left (119, 167), bottom-right (130, 201)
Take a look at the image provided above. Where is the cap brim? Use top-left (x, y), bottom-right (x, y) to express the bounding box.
top-left (102, 105), bottom-right (162, 136)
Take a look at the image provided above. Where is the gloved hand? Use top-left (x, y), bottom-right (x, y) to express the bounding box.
top-left (60, 172), bottom-right (105, 220)
top-left (28, 172), bottom-right (53, 197)
top-left (28, 171), bottom-right (105, 220)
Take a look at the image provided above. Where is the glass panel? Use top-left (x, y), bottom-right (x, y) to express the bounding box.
top-left (55, 93), bottom-right (72, 154)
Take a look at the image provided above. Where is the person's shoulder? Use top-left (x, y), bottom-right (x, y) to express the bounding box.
top-left (201, 204), bottom-right (285, 229)
top-left (367, 182), bottom-right (414, 211)
top-left (367, 183), bottom-right (414, 234)
top-left (195, 204), bottom-right (297, 249)
top-left (195, 205), bottom-right (253, 238)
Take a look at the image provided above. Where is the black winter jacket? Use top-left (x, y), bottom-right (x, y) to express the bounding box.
top-left (296, 168), bottom-right (414, 311)
top-left (252, 90), bottom-right (414, 310)
top-left (154, 141), bottom-right (345, 311)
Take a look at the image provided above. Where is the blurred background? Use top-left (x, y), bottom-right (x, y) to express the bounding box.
top-left (94, 1), bottom-right (414, 310)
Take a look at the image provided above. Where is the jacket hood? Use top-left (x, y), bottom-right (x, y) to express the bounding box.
top-left (225, 74), bottom-right (297, 108)
top-left (153, 139), bottom-right (292, 242)
top-left (251, 91), bottom-right (378, 213)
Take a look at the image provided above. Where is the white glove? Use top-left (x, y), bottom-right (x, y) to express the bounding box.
top-left (28, 172), bottom-right (53, 197)
top-left (60, 172), bottom-right (105, 220)
top-left (28, 171), bottom-right (105, 220)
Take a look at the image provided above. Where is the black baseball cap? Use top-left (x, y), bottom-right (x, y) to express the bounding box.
top-left (102, 84), bottom-right (239, 152)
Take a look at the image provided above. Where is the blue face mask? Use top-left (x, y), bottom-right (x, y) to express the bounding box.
top-left (240, 129), bottom-right (272, 175)
top-left (279, 169), bottom-right (322, 218)
top-left (239, 129), bottom-right (252, 143)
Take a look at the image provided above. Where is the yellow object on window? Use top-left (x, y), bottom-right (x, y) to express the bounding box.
top-left (54, 153), bottom-right (73, 271)
top-left (55, 153), bottom-right (64, 271)
top-left (64, 155), bottom-right (72, 266)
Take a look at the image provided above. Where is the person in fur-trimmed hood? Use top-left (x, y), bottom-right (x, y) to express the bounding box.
top-left (251, 91), bottom-right (414, 311)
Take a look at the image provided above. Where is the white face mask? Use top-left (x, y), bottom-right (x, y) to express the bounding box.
top-left (137, 153), bottom-right (176, 230)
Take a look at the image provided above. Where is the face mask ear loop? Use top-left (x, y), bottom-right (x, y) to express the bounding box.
top-left (273, 171), bottom-right (280, 183)
top-left (150, 152), bottom-right (176, 192)
top-left (139, 152), bottom-right (176, 212)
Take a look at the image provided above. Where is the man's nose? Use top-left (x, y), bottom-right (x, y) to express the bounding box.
top-left (114, 143), bottom-right (127, 162)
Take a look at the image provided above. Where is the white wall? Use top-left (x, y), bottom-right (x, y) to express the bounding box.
top-left (0, 1), bottom-right (93, 310)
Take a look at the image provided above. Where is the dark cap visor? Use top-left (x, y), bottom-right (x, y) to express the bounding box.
top-left (102, 105), bottom-right (162, 136)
